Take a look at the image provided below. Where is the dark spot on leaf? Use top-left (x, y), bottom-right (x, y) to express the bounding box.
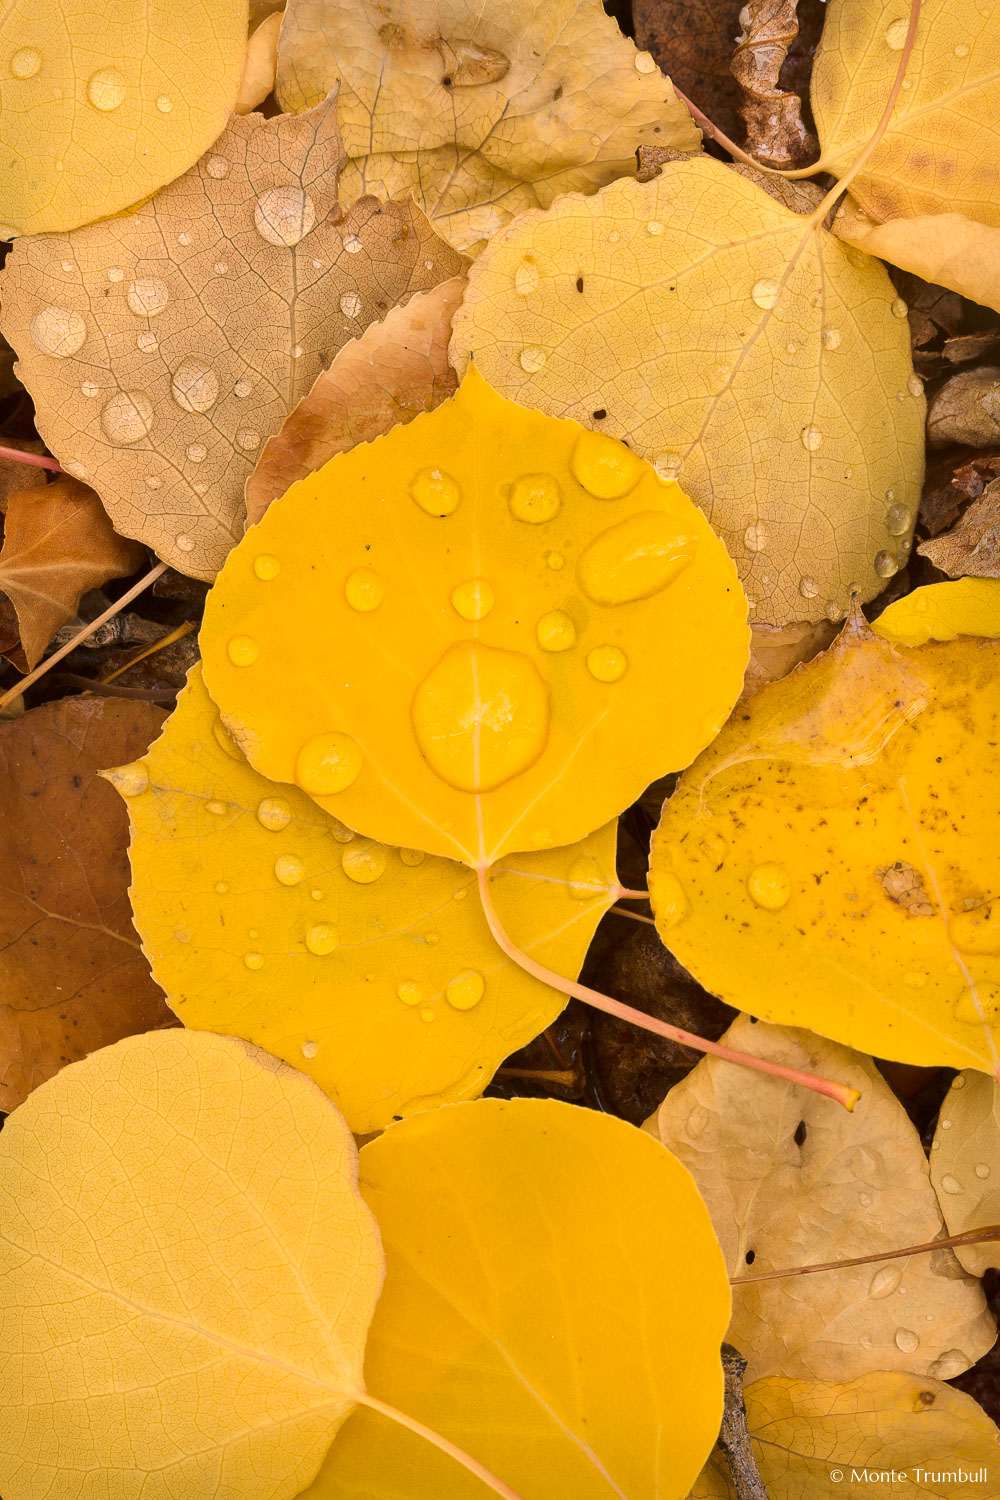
top-left (794, 1120), bottom-right (807, 1147)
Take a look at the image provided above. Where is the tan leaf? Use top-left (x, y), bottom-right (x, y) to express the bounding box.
top-left (644, 1016), bottom-right (993, 1383)
top-left (0, 477), bottom-right (144, 669)
top-left (833, 198), bottom-right (1000, 318)
top-left (236, 11), bottom-right (283, 115)
top-left (0, 697), bottom-right (173, 1112)
top-left (920, 481), bottom-right (1000, 580)
top-left (931, 1072), bottom-right (1000, 1278)
top-left (742, 619), bottom-right (838, 701)
top-left (451, 157), bottom-right (924, 624)
top-left (0, 95), bottom-right (464, 579)
top-left (693, 1373), bottom-right (1000, 1499)
top-left (0, 442), bottom-right (46, 512)
top-left (246, 275), bottom-right (463, 525)
top-left (273, 0), bottom-right (700, 253)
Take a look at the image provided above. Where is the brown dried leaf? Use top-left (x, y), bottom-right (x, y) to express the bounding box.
top-left (0, 442), bottom-right (46, 513)
top-left (742, 618), bottom-right (837, 700)
top-left (634, 0), bottom-right (745, 145)
top-left (732, 0), bottom-right (816, 168)
top-left (920, 479), bottom-right (1000, 579)
top-left (928, 368), bottom-right (1000, 450)
top-left (921, 449), bottom-right (1000, 536)
top-left (245, 275), bottom-right (464, 525)
top-left (0, 96), bottom-right (464, 579)
top-left (0, 698), bottom-right (173, 1112)
top-left (0, 477), bottom-right (144, 669)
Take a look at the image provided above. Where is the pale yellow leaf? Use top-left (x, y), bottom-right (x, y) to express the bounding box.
top-left (931, 1071), bottom-right (1000, 1277)
top-left (873, 578), bottom-right (1000, 645)
top-left (236, 10), bottom-right (283, 114)
top-left (834, 198), bottom-right (1000, 317)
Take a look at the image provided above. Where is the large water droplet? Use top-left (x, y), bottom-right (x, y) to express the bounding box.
top-left (578, 511), bottom-right (697, 605)
top-left (890, 296), bottom-right (909, 318)
top-left (519, 345), bottom-right (547, 372)
top-left (411, 467), bottom-right (461, 516)
top-left (227, 636), bottom-right (259, 667)
top-left (571, 430), bottom-right (643, 499)
top-left (206, 155), bottom-right (230, 179)
top-left (101, 390), bottom-right (154, 445)
top-left (345, 567), bottom-right (384, 612)
top-left (586, 645), bottom-right (627, 683)
top-left (514, 263), bottom-right (539, 295)
top-left (29, 305), bottom-right (86, 358)
top-left (342, 841), bottom-right (388, 884)
top-left (744, 520), bottom-right (769, 552)
top-left (874, 549), bottom-right (899, 579)
top-left (536, 610), bottom-right (576, 652)
top-left (254, 186), bottom-right (316, 247)
top-left (10, 47), bottom-right (42, 78)
top-left (451, 578), bottom-right (494, 621)
top-left (412, 641), bottom-right (549, 792)
top-left (895, 1328), bottom-right (920, 1354)
top-left (799, 576), bottom-right (819, 599)
top-left (340, 291), bottom-right (361, 318)
top-left (930, 1349), bottom-right (970, 1379)
top-left (257, 796), bottom-right (292, 831)
top-left (446, 969), bottom-right (485, 1010)
top-left (274, 853), bottom-right (304, 886)
top-left (397, 981), bottom-right (423, 1006)
top-left (870, 1264), bottom-right (901, 1298)
top-left (295, 732), bottom-right (362, 795)
top-left (822, 326), bottom-right (842, 350)
top-left (747, 863), bottom-right (790, 909)
top-left (305, 923), bottom-right (338, 955)
top-left (800, 424), bottom-right (823, 452)
top-left (508, 473), bottom-right (561, 524)
top-left (171, 357), bottom-right (219, 413)
top-left (885, 17), bottom-right (909, 48)
top-left (87, 66), bottom-right (126, 111)
top-left (940, 1173), bottom-right (963, 1194)
top-left (886, 504), bottom-right (912, 536)
top-left (751, 278), bottom-right (780, 309)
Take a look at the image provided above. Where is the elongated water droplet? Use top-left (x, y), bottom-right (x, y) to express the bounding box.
top-left (578, 512), bottom-right (697, 605)
top-left (940, 1173), bottom-right (963, 1194)
top-left (870, 1265), bottom-right (901, 1298)
top-left (105, 761), bottom-right (149, 797)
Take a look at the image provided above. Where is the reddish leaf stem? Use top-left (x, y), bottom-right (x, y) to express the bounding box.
top-left (0, 443), bottom-right (62, 472)
top-left (476, 866), bottom-right (860, 1111)
top-left (353, 1390), bottom-right (526, 1500)
top-left (732, 1224), bottom-right (1000, 1285)
top-left (671, 84), bottom-right (777, 173)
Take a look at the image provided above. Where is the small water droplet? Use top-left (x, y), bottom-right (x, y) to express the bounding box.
top-left (895, 1328), bottom-right (920, 1354)
top-left (411, 467), bottom-right (461, 516)
top-left (885, 17), bottom-right (909, 48)
top-left (546, 551), bottom-right (565, 570)
top-left (292, 344), bottom-right (304, 359)
top-left (343, 233), bottom-right (363, 253)
top-left (420, 1006), bottom-right (435, 1022)
top-left (953, 1074), bottom-right (967, 1089)
top-left (446, 969), bottom-right (485, 1010)
top-left (514, 263), bottom-right (539, 295)
top-left (343, 567), bottom-right (383, 612)
top-left (799, 576), bottom-right (819, 599)
top-left (311, 889), bottom-right (323, 900)
top-left (156, 94), bottom-right (172, 111)
top-left (571, 430), bottom-right (642, 499)
top-left (634, 48), bottom-right (657, 72)
top-left (508, 473), bottom-right (561, 524)
top-left (520, 345), bottom-right (547, 373)
top-left (274, 853), bottom-right (304, 886)
top-left (10, 47), bottom-right (42, 78)
top-left (206, 155), bottom-right (230, 179)
top-left (227, 635), bottom-right (259, 667)
top-left (653, 452), bottom-right (683, 481)
top-left (646, 220), bottom-right (664, 235)
top-left (800, 424), bottom-right (823, 452)
top-left (301, 1039), bottom-right (318, 1059)
top-left (63, 459), bottom-right (88, 479)
top-left (859, 1332), bottom-right (873, 1349)
top-left (822, 326), bottom-right (842, 350)
top-left (256, 796), bottom-right (292, 832)
top-left (305, 923), bottom-right (338, 956)
top-left (587, 645), bottom-right (627, 683)
top-left (744, 520), bottom-right (769, 552)
top-left (295, 732), bottom-right (362, 794)
top-left (177, 232), bottom-right (191, 246)
top-left (940, 1173), bottom-right (963, 1194)
top-left (748, 862), bottom-right (791, 909)
top-left (339, 290), bottom-right (361, 318)
top-left (397, 981), bottom-right (422, 1006)
top-left (751, 277), bottom-right (780, 309)
top-left (907, 375), bottom-right (923, 397)
top-left (891, 296), bottom-right (909, 318)
top-left (875, 549), bottom-right (899, 579)
top-left (451, 578), bottom-right (494, 620)
top-left (859, 1191), bottom-right (872, 1206)
top-left (214, 260), bottom-right (228, 276)
top-left (137, 331), bottom-right (158, 353)
top-left (127, 277), bottom-right (169, 317)
top-left (255, 186), bottom-right (316, 247)
top-left (60, 260), bottom-right (74, 273)
top-left (186, 443), bottom-right (206, 463)
top-left (536, 610), bottom-right (576, 652)
top-left (905, 971), bottom-right (928, 988)
top-left (29, 305), bottom-right (86, 358)
top-left (886, 504), bottom-right (911, 536)
top-left (172, 357), bottom-right (219, 414)
top-left (176, 533), bottom-right (195, 552)
top-left (870, 1265), bottom-right (901, 1298)
top-left (215, 881), bottom-right (228, 894)
top-left (977, 1162), bottom-right (991, 1178)
top-left (955, 41), bottom-right (970, 55)
top-left (101, 390), bottom-right (154, 445)
top-left (237, 429), bottom-right (260, 450)
top-left (425, 930), bottom-right (440, 944)
top-left (244, 951), bottom-right (264, 970)
top-left (193, 481), bottom-right (209, 495)
top-left (399, 848), bottom-right (425, 867)
top-left (81, 379), bottom-right (100, 398)
top-left (87, 66), bottom-right (126, 111)
top-left (942, 1118), bottom-right (953, 1129)
top-left (342, 842), bottom-right (388, 884)
top-left (234, 378), bottom-right (252, 398)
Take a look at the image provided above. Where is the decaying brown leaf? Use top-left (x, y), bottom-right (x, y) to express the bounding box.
top-left (645, 1016), bottom-right (993, 1382)
top-left (245, 275), bottom-right (463, 525)
top-left (928, 368), bottom-right (1000, 449)
top-left (0, 698), bottom-right (173, 1112)
top-left (0, 478), bottom-right (144, 669)
top-left (920, 480), bottom-right (1000, 580)
top-left (732, 0), bottom-right (816, 168)
top-left (0, 95), bottom-right (464, 579)
top-left (633, 0), bottom-right (744, 145)
top-left (273, 0), bottom-right (700, 253)
top-left (0, 443), bottom-right (46, 512)
top-left (742, 618), bottom-right (838, 700)
top-left (921, 449), bottom-right (1000, 537)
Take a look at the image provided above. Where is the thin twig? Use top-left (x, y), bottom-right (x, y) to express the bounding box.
top-left (717, 1346), bottom-right (768, 1500)
top-left (732, 1223), bottom-right (1000, 1285)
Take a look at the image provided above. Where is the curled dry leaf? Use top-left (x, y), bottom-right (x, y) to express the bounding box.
top-left (693, 1373), bottom-right (1000, 1499)
top-left (246, 276), bottom-right (463, 525)
top-left (931, 1072), bottom-right (1000, 1277)
top-left (116, 666), bottom-right (617, 1135)
top-left (732, 0), bottom-right (816, 169)
top-left (0, 94), bottom-right (464, 578)
top-left (0, 697), bottom-right (171, 1112)
top-left (0, 1030), bottom-right (383, 1500)
top-left (649, 607), bottom-right (1000, 1071)
top-left (813, 0), bottom-right (1000, 310)
top-left (450, 158), bottom-right (924, 625)
top-left (646, 1016), bottom-right (992, 1383)
top-left (0, 476), bottom-right (144, 669)
top-left (920, 481), bottom-right (1000, 580)
top-left (742, 618), bottom-right (838, 701)
top-left (308, 1099), bottom-right (731, 1500)
top-left (927, 368), bottom-right (1000, 450)
top-left (273, 0), bottom-right (700, 254)
top-left (202, 370), bottom-right (749, 866)
top-left (0, 0), bottom-right (247, 236)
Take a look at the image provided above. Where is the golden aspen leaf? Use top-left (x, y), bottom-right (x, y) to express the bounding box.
top-left (812, 0), bottom-right (1000, 305)
top-left (0, 1029), bottom-right (383, 1500)
top-left (201, 368), bottom-right (749, 867)
top-left (645, 1016), bottom-right (992, 1383)
top-left (245, 276), bottom-right (463, 526)
top-left (0, 476), bottom-right (144, 668)
top-left (931, 1072), bottom-right (1000, 1277)
top-left (693, 1373), bottom-right (1000, 1500)
top-left (273, 0), bottom-right (700, 254)
top-left (874, 578), bottom-right (1000, 645)
top-left (0, 95), bottom-right (464, 578)
top-left (450, 159), bottom-right (924, 626)
top-left (307, 1098), bottom-right (731, 1499)
top-left (0, 0), bottom-right (247, 238)
top-left (116, 666), bottom-right (617, 1134)
top-left (649, 614), bottom-right (1000, 1070)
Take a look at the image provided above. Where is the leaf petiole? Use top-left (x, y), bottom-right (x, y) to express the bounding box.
top-left (353, 1389), bottom-right (526, 1500)
top-left (731, 1224), bottom-right (1000, 1284)
top-left (0, 443), bottom-right (62, 472)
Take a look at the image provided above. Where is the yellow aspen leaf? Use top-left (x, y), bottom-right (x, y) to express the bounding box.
top-left (692, 1373), bottom-right (1000, 1500)
top-left (645, 1016), bottom-right (992, 1382)
top-left (812, 0), bottom-right (1000, 306)
top-left (245, 276), bottom-right (464, 526)
top-left (0, 1029), bottom-right (383, 1500)
top-left (450, 159), bottom-right (924, 626)
top-left (0, 95), bottom-right (464, 578)
top-left (649, 611), bottom-right (1000, 1071)
top-left (272, 0), bottom-right (700, 254)
top-left (114, 666), bottom-right (617, 1134)
top-left (874, 578), bottom-right (1000, 645)
top-left (201, 368), bottom-right (749, 867)
top-left (930, 1072), bottom-right (1000, 1277)
top-left (307, 1098), bottom-right (731, 1500)
top-left (0, 0), bottom-right (247, 238)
